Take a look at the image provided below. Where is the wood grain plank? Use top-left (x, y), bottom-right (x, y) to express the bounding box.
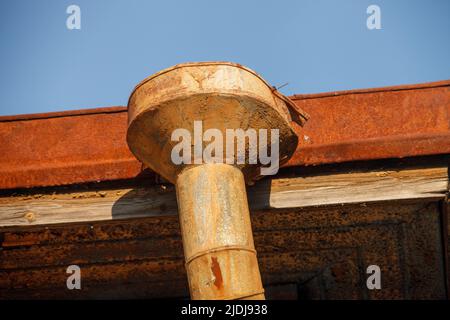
top-left (0, 166), bottom-right (447, 227)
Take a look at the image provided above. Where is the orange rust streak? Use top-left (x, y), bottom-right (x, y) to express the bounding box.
top-left (210, 257), bottom-right (223, 290)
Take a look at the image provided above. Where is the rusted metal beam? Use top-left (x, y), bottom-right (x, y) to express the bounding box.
top-left (289, 80), bottom-right (450, 166)
top-left (0, 80), bottom-right (449, 190)
top-left (0, 107), bottom-right (142, 189)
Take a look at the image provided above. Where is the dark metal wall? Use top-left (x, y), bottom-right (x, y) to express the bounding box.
top-left (1, 200), bottom-right (446, 299)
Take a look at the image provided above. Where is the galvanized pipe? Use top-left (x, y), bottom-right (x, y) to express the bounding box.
top-left (176, 164), bottom-right (265, 300)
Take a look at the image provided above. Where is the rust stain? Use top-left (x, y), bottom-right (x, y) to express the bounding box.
top-left (210, 257), bottom-right (223, 289)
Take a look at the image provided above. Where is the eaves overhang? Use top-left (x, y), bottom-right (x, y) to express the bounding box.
top-left (0, 80), bottom-right (449, 190)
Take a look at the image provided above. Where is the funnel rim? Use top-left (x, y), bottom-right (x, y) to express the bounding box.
top-left (127, 61), bottom-right (308, 126)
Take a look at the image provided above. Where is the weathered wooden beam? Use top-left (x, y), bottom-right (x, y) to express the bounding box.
top-left (0, 166), bottom-right (447, 228)
top-left (262, 167), bottom-right (449, 208)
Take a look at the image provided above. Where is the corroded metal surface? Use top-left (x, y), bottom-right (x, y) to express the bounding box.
top-left (0, 200), bottom-right (446, 299)
top-left (0, 107), bottom-right (141, 189)
top-left (0, 80), bottom-right (449, 190)
top-left (290, 80), bottom-right (450, 166)
top-left (176, 164), bottom-right (264, 299)
top-left (127, 61), bottom-right (307, 184)
top-left (126, 63), bottom-right (301, 300)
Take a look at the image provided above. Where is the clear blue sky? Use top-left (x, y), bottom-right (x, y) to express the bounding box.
top-left (1, 0), bottom-right (449, 116)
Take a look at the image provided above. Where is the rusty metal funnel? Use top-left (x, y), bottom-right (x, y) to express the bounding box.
top-left (127, 62), bottom-right (308, 300)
